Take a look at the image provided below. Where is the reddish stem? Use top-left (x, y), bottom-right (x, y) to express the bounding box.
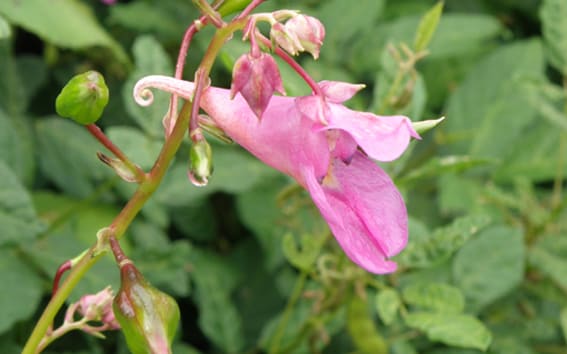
top-left (235, 0), bottom-right (266, 20)
top-left (51, 260), bottom-right (72, 298)
top-left (86, 124), bottom-right (129, 162)
top-left (189, 68), bottom-right (207, 142)
top-left (257, 34), bottom-right (323, 96)
top-left (108, 236), bottom-right (128, 265)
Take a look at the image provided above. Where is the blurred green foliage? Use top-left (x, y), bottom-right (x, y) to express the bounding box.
top-left (0, 0), bottom-right (566, 353)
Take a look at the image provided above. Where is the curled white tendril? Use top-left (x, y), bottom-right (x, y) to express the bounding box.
top-left (133, 75), bottom-right (196, 107)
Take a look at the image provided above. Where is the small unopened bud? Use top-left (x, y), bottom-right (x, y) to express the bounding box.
top-left (78, 287), bottom-right (121, 330)
top-left (113, 261), bottom-right (180, 354)
top-left (412, 117), bottom-right (445, 135)
top-left (188, 138), bottom-right (213, 187)
top-left (230, 52), bottom-right (285, 119)
top-left (97, 152), bottom-right (143, 183)
top-left (56, 71), bottom-right (109, 125)
top-left (285, 15), bottom-right (325, 59)
top-left (270, 22), bottom-right (304, 56)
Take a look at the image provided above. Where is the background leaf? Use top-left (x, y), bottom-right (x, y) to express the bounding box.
top-left (453, 225), bottom-right (525, 311)
top-left (404, 312), bottom-right (492, 351)
top-left (0, 0), bottom-right (127, 63)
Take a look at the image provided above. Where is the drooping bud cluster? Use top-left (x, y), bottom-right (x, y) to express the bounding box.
top-left (228, 11), bottom-right (325, 120)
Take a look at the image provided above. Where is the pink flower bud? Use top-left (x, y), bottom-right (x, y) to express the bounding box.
top-left (270, 22), bottom-right (304, 56)
top-left (285, 15), bottom-right (325, 59)
top-left (230, 52), bottom-right (285, 119)
top-left (78, 287), bottom-right (121, 330)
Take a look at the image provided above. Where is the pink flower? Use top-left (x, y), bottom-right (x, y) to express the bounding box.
top-left (134, 77), bottom-right (419, 273)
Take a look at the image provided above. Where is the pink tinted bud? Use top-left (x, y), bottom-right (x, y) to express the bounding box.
top-left (230, 52), bottom-right (285, 119)
top-left (285, 15), bottom-right (325, 59)
top-left (78, 287), bottom-right (121, 329)
top-left (270, 22), bottom-right (304, 56)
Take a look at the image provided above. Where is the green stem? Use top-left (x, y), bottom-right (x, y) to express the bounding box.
top-left (268, 271), bottom-right (308, 354)
top-left (23, 18), bottom-right (246, 354)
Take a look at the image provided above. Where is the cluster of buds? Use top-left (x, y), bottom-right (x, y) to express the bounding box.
top-left (230, 11), bottom-right (325, 119)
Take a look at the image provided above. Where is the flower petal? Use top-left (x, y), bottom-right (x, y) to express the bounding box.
top-left (323, 105), bottom-right (420, 162)
top-left (303, 152), bottom-right (408, 274)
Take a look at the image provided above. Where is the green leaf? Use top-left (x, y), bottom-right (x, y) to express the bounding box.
top-left (347, 295), bottom-right (387, 354)
top-left (404, 312), bottom-right (491, 351)
top-left (0, 248), bottom-right (43, 334)
top-left (399, 155), bottom-right (494, 186)
top-left (428, 14), bottom-right (502, 59)
top-left (0, 0), bottom-right (127, 63)
top-left (316, 0), bottom-right (385, 64)
top-left (540, 0), bottom-right (567, 74)
top-left (123, 36), bottom-right (172, 136)
top-left (453, 225), bottom-right (524, 311)
top-left (29, 191), bottom-right (121, 301)
top-left (561, 307), bottom-right (567, 344)
top-left (0, 160), bottom-right (43, 246)
top-left (413, 1), bottom-right (444, 52)
top-left (190, 248), bottom-right (244, 352)
top-left (529, 233), bottom-right (567, 289)
top-left (0, 109), bottom-right (34, 185)
top-left (443, 40), bottom-right (544, 161)
top-left (395, 214), bottom-right (491, 269)
top-left (235, 176), bottom-right (288, 269)
top-left (0, 14), bottom-right (10, 39)
top-left (156, 145), bottom-right (277, 207)
top-left (35, 118), bottom-right (112, 197)
top-left (131, 222), bottom-right (192, 297)
top-left (282, 233), bottom-right (323, 271)
top-left (375, 288), bottom-right (402, 325)
top-left (402, 282), bottom-right (465, 314)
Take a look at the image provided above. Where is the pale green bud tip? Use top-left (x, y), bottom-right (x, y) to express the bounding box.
top-left (412, 116), bottom-right (445, 134)
top-left (113, 263), bottom-right (180, 354)
top-left (56, 70), bottom-right (109, 125)
top-left (188, 139), bottom-right (213, 187)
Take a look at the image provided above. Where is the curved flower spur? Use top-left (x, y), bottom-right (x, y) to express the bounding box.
top-left (133, 12), bottom-right (420, 274)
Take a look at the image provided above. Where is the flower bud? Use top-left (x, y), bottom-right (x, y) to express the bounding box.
top-left (78, 286), bottom-right (121, 330)
top-left (188, 138), bottom-right (213, 187)
top-left (285, 15), bottom-right (325, 59)
top-left (55, 71), bottom-right (109, 125)
top-left (270, 22), bottom-right (304, 56)
top-left (113, 262), bottom-right (180, 354)
top-left (230, 52), bottom-right (285, 119)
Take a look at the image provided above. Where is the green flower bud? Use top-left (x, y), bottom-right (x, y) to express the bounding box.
top-left (188, 138), bottom-right (213, 187)
top-left (113, 262), bottom-right (180, 354)
top-left (55, 70), bottom-right (109, 125)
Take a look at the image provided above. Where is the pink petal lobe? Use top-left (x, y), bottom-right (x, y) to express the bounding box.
top-left (319, 80), bottom-right (365, 103)
top-left (303, 152), bottom-right (408, 274)
top-left (200, 86), bottom-right (330, 180)
top-left (323, 105), bottom-right (419, 161)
